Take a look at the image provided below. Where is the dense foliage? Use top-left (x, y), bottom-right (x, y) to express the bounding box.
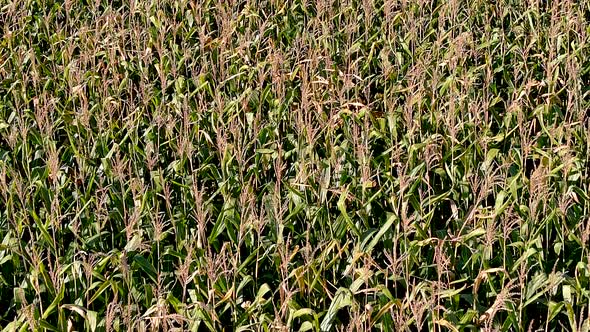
top-left (2, 0), bottom-right (590, 331)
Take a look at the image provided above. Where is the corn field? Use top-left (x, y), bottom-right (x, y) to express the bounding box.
top-left (1, 0), bottom-right (590, 331)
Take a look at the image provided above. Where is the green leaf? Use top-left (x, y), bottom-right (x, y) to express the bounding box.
top-left (548, 301), bottom-right (564, 323)
top-left (88, 280), bottom-right (112, 305)
top-left (494, 190), bottom-right (509, 217)
top-left (87, 311), bottom-right (98, 332)
top-left (320, 288), bottom-right (352, 331)
top-left (464, 228), bottom-right (486, 241)
top-left (133, 255), bottom-right (158, 282)
top-left (362, 212), bottom-right (396, 253)
top-left (566, 302), bottom-right (578, 332)
top-left (42, 284), bottom-right (65, 319)
top-left (337, 188), bottom-right (360, 237)
top-left (29, 209), bottom-right (56, 254)
top-left (293, 308), bottom-right (315, 318)
top-left (300, 321), bottom-right (314, 332)
top-left (38, 320), bottom-right (59, 332)
top-left (255, 283), bottom-right (271, 305)
top-left (61, 304), bottom-right (86, 319)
